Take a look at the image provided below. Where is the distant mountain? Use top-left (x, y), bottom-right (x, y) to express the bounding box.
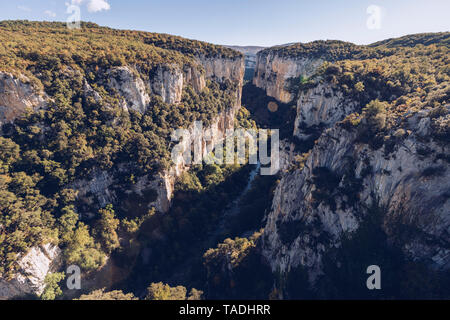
top-left (224, 45), bottom-right (266, 56)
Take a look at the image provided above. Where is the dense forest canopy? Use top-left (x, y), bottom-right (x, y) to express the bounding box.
top-left (369, 32), bottom-right (450, 48)
top-left (257, 40), bottom-right (388, 60)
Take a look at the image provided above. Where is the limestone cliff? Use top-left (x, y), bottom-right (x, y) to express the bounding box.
top-left (0, 244), bottom-right (61, 299)
top-left (293, 83), bottom-right (358, 141)
top-left (76, 56), bottom-right (244, 214)
top-left (261, 82), bottom-right (450, 286)
top-left (132, 103), bottom-right (240, 213)
top-left (0, 72), bottom-right (47, 126)
top-left (253, 51), bottom-right (323, 103)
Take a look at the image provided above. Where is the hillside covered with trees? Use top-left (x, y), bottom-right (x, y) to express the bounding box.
top-left (0, 21), bottom-right (243, 287)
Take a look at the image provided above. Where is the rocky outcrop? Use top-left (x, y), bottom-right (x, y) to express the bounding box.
top-left (197, 55), bottom-right (244, 85)
top-left (73, 57), bottom-right (244, 215)
top-left (106, 56), bottom-right (244, 111)
top-left (197, 55), bottom-right (245, 103)
top-left (261, 90), bottom-right (450, 284)
top-left (252, 45), bottom-right (449, 285)
top-left (107, 66), bottom-right (150, 113)
top-left (253, 52), bottom-right (323, 103)
top-left (0, 72), bottom-right (47, 126)
top-left (72, 102), bottom-right (240, 215)
top-left (293, 83), bottom-right (358, 141)
top-left (0, 243), bottom-right (62, 299)
top-left (149, 65), bottom-right (185, 105)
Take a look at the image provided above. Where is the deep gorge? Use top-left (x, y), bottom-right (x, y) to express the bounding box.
top-left (0, 22), bottom-right (449, 300)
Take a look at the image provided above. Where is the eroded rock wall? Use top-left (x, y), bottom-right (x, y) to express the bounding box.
top-left (253, 52), bottom-right (323, 103)
top-left (261, 84), bottom-right (450, 284)
top-left (0, 72), bottom-right (47, 126)
top-left (0, 244), bottom-right (62, 299)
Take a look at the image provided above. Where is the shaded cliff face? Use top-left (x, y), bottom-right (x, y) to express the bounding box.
top-left (253, 52), bottom-right (323, 103)
top-left (0, 72), bottom-right (47, 126)
top-left (261, 81), bottom-right (450, 286)
top-left (252, 40), bottom-right (383, 104)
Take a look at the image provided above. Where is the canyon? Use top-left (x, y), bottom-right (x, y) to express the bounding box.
top-left (252, 41), bottom-right (449, 297)
top-left (0, 22), bottom-right (449, 299)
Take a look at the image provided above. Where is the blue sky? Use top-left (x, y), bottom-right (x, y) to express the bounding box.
top-left (1, 0), bottom-right (449, 46)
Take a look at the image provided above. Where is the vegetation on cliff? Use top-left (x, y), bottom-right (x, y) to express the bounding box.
top-left (0, 21), bottom-right (242, 281)
top-left (254, 32), bottom-right (450, 299)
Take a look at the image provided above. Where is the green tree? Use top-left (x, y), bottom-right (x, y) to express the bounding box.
top-left (354, 81), bottom-right (365, 92)
top-left (64, 223), bottom-right (105, 271)
top-left (41, 272), bottom-right (65, 300)
top-left (77, 288), bottom-right (138, 300)
top-left (0, 137), bottom-right (20, 173)
top-left (95, 204), bottom-right (120, 253)
top-left (145, 282), bottom-right (187, 300)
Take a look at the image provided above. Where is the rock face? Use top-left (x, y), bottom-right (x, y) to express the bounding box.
top-left (0, 57), bottom-right (244, 120)
top-left (0, 52), bottom-right (244, 298)
top-left (293, 83), bottom-right (358, 141)
top-left (72, 100), bottom-right (241, 215)
top-left (137, 56), bottom-right (244, 211)
top-left (69, 168), bottom-right (116, 217)
top-left (253, 51), bottom-right (323, 103)
top-left (197, 55), bottom-right (245, 103)
top-left (134, 103), bottom-right (240, 213)
top-left (107, 66), bottom-right (150, 113)
top-left (106, 64), bottom-right (201, 109)
top-left (106, 56), bottom-right (244, 111)
top-left (74, 56), bottom-right (244, 214)
top-left (0, 72), bottom-right (47, 126)
top-left (261, 82), bottom-right (450, 285)
top-left (197, 55), bottom-right (244, 85)
top-left (149, 65), bottom-right (184, 105)
top-left (0, 243), bottom-right (62, 299)
top-left (0, 54), bottom-right (244, 299)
